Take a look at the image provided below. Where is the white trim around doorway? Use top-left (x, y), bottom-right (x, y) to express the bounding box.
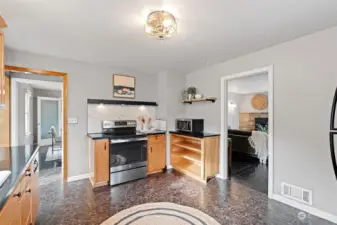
top-left (219, 65), bottom-right (274, 198)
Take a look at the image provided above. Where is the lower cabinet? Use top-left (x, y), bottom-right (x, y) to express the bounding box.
top-left (0, 154), bottom-right (40, 225)
top-left (147, 134), bottom-right (166, 174)
top-left (88, 138), bottom-right (110, 188)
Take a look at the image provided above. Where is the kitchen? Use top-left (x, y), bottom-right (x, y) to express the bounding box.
top-left (1, 2), bottom-right (337, 224)
top-left (86, 94), bottom-right (220, 188)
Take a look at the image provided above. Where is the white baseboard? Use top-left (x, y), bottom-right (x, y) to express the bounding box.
top-left (272, 194), bottom-right (337, 224)
top-left (166, 165), bottom-right (173, 170)
top-left (67, 173), bottom-right (90, 182)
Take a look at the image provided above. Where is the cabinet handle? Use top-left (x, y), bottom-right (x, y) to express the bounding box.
top-left (150, 146), bottom-right (152, 153)
top-left (13, 192), bottom-right (21, 198)
top-left (104, 142), bottom-right (106, 150)
top-left (25, 189), bottom-right (31, 193)
top-left (34, 160), bottom-right (39, 173)
top-left (25, 172), bottom-right (31, 177)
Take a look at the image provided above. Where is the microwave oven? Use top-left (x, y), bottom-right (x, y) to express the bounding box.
top-left (176, 119), bottom-right (204, 133)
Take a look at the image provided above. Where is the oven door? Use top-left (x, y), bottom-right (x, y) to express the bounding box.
top-left (110, 137), bottom-right (147, 173)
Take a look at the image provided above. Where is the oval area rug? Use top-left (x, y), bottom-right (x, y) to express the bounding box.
top-left (101, 202), bottom-right (221, 225)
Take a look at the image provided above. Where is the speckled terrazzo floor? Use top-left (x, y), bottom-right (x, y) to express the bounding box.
top-left (36, 170), bottom-right (335, 225)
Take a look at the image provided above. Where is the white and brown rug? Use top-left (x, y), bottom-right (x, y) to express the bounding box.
top-left (101, 202), bottom-right (220, 225)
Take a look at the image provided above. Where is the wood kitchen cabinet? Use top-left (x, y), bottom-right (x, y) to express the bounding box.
top-left (0, 154), bottom-right (40, 225)
top-left (147, 134), bottom-right (166, 174)
top-left (88, 138), bottom-right (110, 188)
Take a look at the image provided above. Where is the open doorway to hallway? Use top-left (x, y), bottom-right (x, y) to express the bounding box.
top-left (9, 71), bottom-right (64, 185)
top-left (227, 73), bottom-right (269, 194)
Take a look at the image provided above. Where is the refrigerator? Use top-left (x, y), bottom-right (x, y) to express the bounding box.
top-left (330, 87), bottom-right (337, 179)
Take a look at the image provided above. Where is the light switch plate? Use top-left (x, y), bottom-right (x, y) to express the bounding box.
top-left (68, 117), bottom-right (78, 124)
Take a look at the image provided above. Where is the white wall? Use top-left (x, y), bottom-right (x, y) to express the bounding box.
top-left (156, 71), bottom-right (185, 166)
top-left (185, 26), bottom-right (337, 216)
top-left (5, 49), bottom-right (158, 177)
top-left (227, 93), bottom-right (240, 129)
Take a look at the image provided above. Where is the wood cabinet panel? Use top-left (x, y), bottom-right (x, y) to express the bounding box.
top-left (21, 185), bottom-right (31, 225)
top-left (0, 31), bottom-right (10, 148)
top-left (94, 139), bottom-right (109, 183)
top-left (31, 156), bottom-right (39, 225)
top-left (147, 135), bottom-right (166, 174)
top-left (0, 183), bottom-right (21, 225)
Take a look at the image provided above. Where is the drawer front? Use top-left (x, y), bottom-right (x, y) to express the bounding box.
top-left (148, 134), bottom-right (165, 145)
top-left (21, 166), bottom-right (32, 191)
top-left (21, 184), bottom-right (32, 225)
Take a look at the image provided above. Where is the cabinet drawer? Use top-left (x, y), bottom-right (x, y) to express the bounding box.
top-left (21, 184), bottom-right (32, 225)
top-left (21, 166), bottom-right (32, 191)
top-left (148, 135), bottom-right (165, 144)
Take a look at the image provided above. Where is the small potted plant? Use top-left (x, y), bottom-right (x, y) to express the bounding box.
top-left (187, 86), bottom-right (197, 100)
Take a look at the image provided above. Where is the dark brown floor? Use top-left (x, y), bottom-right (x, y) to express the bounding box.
top-left (36, 170), bottom-right (334, 225)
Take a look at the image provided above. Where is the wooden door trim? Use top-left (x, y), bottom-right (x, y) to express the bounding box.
top-left (5, 65), bottom-right (69, 180)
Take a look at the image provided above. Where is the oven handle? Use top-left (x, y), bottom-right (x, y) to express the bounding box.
top-left (110, 137), bottom-right (148, 144)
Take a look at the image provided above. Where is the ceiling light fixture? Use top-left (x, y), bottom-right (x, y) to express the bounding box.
top-left (145, 10), bottom-right (177, 40)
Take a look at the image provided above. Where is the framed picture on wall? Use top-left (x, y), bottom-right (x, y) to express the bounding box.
top-left (113, 74), bottom-right (135, 99)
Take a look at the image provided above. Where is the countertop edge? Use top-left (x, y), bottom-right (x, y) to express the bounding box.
top-left (169, 131), bottom-right (220, 138)
top-left (0, 145), bottom-right (40, 211)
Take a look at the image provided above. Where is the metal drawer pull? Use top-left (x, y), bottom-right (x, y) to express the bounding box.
top-left (13, 192), bottom-right (21, 198)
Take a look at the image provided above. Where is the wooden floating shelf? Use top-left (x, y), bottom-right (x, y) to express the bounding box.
top-left (183, 97), bottom-right (217, 104)
top-left (172, 142), bottom-right (201, 153)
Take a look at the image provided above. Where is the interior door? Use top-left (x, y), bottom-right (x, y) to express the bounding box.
top-left (37, 97), bottom-right (61, 145)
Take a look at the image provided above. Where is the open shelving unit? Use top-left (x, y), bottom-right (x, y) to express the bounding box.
top-left (170, 133), bottom-right (220, 183)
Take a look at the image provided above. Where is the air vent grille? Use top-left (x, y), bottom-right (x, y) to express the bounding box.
top-left (281, 182), bottom-right (312, 205)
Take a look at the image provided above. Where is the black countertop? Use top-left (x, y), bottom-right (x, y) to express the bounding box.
top-left (0, 144), bottom-right (39, 210)
top-left (169, 130), bottom-right (220, 138)
top-left (87, 130), bottom-right (167, 140)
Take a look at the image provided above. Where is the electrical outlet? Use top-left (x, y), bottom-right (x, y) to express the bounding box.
top-left (68, 117), bottom-right (78, 124)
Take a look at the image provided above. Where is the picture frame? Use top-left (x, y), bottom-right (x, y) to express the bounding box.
top-left (113, 74), bottom-right (135, 99)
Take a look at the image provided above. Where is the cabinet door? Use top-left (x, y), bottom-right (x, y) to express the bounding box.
top-left (21, 185), bottom-right (31, 225)
top-left (147, 143), bottom-right (166, 173)
top-left (94, 139), bottom-right (109, 183)
top-left (31, 157), bottom-right (40, 224)
top-left (0, 183), bottom-right (21, 225)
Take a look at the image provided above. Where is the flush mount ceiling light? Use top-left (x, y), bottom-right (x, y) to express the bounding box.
top-left (145, 10), bottom-right (177, 40)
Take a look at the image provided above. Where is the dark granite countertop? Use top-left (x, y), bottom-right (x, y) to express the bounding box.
top-left (169, 130), bottom-right (220, 138)
top-left (0, 144), bottom-right (39, 210)
top-left (87, 130), bottom-right (167, 140)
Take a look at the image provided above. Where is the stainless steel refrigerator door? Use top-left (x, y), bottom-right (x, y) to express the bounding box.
top-left (330, 88), bottom-right (337, 130)
top-left (329, 132), bottom-right (337, 179)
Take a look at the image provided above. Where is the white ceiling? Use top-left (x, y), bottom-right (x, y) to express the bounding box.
top-left (1, 0), bottom-right (337, 75)
top-left (228, 73), bottom-right (268, 94)
top-left (14, 78), bottom-right (62, 91)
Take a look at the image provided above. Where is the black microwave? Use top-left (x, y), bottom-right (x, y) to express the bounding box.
top-left (176, 119), bottom-right (204, 133)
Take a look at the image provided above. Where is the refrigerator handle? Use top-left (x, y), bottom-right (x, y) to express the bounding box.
top-left (329, 133), bottom-right (337, 180)
top-left (330, 87), bottom-right (337, 130)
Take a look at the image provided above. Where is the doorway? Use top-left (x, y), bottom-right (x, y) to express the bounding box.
top-left (37, 97), bottom-right (62, 146)
top-left (5, 65), bottom-right (68, 181)
top-left (220, 66), bottom-right (274, 198)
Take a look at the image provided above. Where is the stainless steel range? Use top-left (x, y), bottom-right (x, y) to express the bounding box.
top-left (102, 120), bottom-right (147, 186)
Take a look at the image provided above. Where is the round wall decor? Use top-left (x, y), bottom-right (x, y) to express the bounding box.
top-left (251, 94), bottom-right (268, 110)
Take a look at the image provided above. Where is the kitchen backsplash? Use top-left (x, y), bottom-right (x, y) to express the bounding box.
top-left (87, 104), bottom-right (157, 133)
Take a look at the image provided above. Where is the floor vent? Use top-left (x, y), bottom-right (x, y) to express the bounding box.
top-left (281, 182), bottom-right (312, 205)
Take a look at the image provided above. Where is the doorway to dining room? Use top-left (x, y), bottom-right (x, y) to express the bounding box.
top-left (9, 71), bottom-right (64, 185)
